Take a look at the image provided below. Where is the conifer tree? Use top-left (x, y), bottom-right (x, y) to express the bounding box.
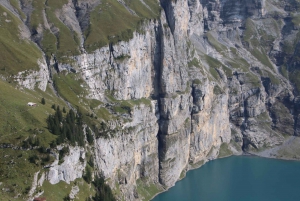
top-left (86, 128), bottom-right (94, 144)
top-left (93, 174), bottom-right (116, 201)
top-left (84, 166), bottom-right (92, 184)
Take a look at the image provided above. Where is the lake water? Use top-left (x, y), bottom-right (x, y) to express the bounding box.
top-left (152, 156), bottom-right (300, 201)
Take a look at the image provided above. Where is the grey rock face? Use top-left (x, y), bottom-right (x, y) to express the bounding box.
top-left (47, 0), bottom-right (299, 199)
top-left (47, 146), bottom-right (86, 185)
top-left (70, 19), bottom-right (160, 101)
top-left (190, 80), bottom-right (231, 164)
top-left (15, 59), bottom-right (50, 91)
top-left (94, 103), bottom-right (160, 200)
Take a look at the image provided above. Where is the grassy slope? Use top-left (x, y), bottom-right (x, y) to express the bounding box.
top-left (136, 178), bottom-right (162, 201)
top-left (0, 77), bottom-right (73, 199)
top-left (206, 32), bottom-right (227, 54)
top-left (0, 72), bottom-right (103, 199)
top-left (7, 0), bottom-right (161, 64)
top-left (30, 0), bottom-right (46, 30)
top-left (285, 14), bottom-right (300, 93)
top-left (45, 0), bottom-right (80, 61)
top-left (84, 0), bottom-right (160, 52)
top-left (243, 18), bottom-right (275, 71)
top-left (42, 178), bottom-right (96, 201)
top-left (0, 5), bottom-right (42, 76)
top-left (52, 74), bottom-right (106, 127)
top-left (218, 143), bottom-right (233, 158)
top-left (202, 31), bottom-right (262, 87)
top-left (0, 79), bottom-right (68, 146)
top-left (0, 149), bottom-right (43, 201)
top-left (9, 0), bottom-right (26, 19)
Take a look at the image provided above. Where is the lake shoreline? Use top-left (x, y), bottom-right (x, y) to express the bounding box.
top-left (151, 150), bottom-right (300, 201)
top-left (151, 155), bottom-right (300, 201)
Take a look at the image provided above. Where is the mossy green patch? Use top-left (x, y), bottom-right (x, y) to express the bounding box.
top-left (213, 85), bottom-right (223, 95)
top-left (42, 180), bottom-right (72, 200)
top-left (84, 0), bottom-right (160, 52)
top-left (280, 65), bottom-right (288, 79)
top-left (289, 69), bottom-right (300, 93)
top-left (292, 13), bottom-right (300, 27)
top-left (0, 5), bottom-right (42, 75)
top-left (250, 48), bottom-right (274, 71)
top-left (41, 29), bottom-right (58, 59)
top-left (73, 178), bottom-right (96, 200)
top-left (227, 57), bottom-right (250, 72)
top-left (53, 74), bottom-right (105, 127)
top-left (230, 139), bottom-right (242, 152)
top-left (209, 67), bottom-right (220, 80)
top-left (30, 0), bottom-right (46, 30)
top-left (282, 31), bottom-right (300, 56)
top-left (218, 143), bottom-right (233, 158)
top-left (190, 160), bottom-right (204, 169)
top-left (53, 74), bottom-right (86, 107)
top-left (124, 0), bottom-right (159, 19)
top-left (205, 55), bottom-right (232, 78)
top-left (260, 70), bottom-right (281, 85)
top-left (179, 170), bottom-right (186, 180)
top-left (9, 0), bottom-right (26, 19)
top-left (112, 98), bottom-right (152, 114)
top-left (96, 107), bottom-right (113, 122)
top-left (45, 0), bottom-right (80, 61)
top-left (188, 58), bottom-right (201, 68)
top-left (244, 18), bottom-right (256, 41)
top-left (136, 178), bottom-right (162, 201)
top-left (206, 32), bottom-right (227, 53)
top-left (192, 79), bottom-right (202, 85)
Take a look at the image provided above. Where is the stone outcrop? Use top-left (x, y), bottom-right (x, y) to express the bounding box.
top-left (14, 59), bottom-right (49, 91)
top-left (94, 103), bottom-right (160, 200)
top-left (47, 146), bottom-right (86, 184)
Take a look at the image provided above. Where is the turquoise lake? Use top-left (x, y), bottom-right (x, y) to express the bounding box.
top-left (152, 156), bottom-right (300, 201)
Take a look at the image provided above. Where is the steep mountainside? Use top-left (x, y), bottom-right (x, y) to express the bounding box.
top-left (1, 0), bottom-right (300, 200)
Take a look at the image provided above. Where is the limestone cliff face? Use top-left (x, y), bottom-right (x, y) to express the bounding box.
top-left (47, 146), bottom-right (86, 185)
top-left (69, 20), bottom-right (160, 101)
top-left (15, 59), bottom-right (49, 91)
top-left (49, 0), bottom-right (236, 199)
top-left (43, 0), bottom-right (299, 199)
top-left (94, 103), bottom-right (160, 200)
top-left (190, 80), bottom-right (231, 164)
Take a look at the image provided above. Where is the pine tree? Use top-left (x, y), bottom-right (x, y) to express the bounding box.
top-left (84, 166), bottom-right (92, 184)
top-left (35, 137), bottom-right (40, 146)
top-left (41, 97), bottom-right (45, 105)
top-left (86, 128), bottom-right (94, 144)
top-left (69, 110), bottom-right (75, 123)
top-left (46, 109), bottom-right (87, 147)
top-left (51, 104), bottom-right (56, 110)
top-left (93, 175), bottom-right (116, 201)
top-left (57, 109), bottom-right (63, 122)
top-left (88, 157), bottom-right (94, 168)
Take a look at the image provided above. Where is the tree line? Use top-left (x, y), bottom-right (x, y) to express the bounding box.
top-left (93, 175), bottom-right (116, 201)
top-left (47, 105), bottom-right (85, 146)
